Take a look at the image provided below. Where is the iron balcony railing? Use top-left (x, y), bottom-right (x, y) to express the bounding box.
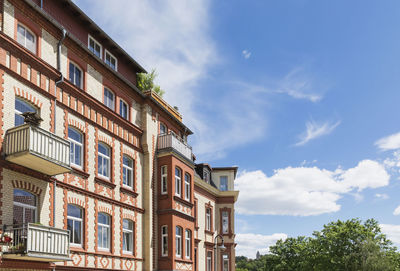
top-left (1, 223), bottom-right (70, 262)
top-left (158, 133), bottom-right (192, 161)
top-left (4, 124), bottom-right (71, 175)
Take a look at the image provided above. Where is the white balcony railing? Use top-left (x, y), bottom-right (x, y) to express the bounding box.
top-left (2, 223), bottom-right (70, 262)
top-left (158, 133), bottom-right (192, 161)
top-left (4, 124), bottom-right (71, 175)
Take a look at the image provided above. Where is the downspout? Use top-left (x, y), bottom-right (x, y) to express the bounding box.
top-left (53, 27), bottom-right (67, 230)
top-left (40, 0), bottom-right (43, 9)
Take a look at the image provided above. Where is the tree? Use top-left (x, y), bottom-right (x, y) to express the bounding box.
top-left (136, 69), bottom-right (165, 97)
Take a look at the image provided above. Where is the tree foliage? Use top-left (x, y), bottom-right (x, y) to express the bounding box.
top-left (136, 69), bottom-right (165, 97)
top-left (236, 219), bottom-right (400, 271)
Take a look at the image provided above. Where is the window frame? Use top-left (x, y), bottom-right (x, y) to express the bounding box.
top-left (122, 219), bottom-right (134, 254)
top-left (97, 212), bottom-right (111, 250)
top-left (160, 123), bottom-right (167, 135)
top-left (222, 211), bottom-right (229, 234)
top-left (88, 35), bottom-right (102, 59)
top-left (184, 173), bottom-right (191, 201)
top-left (13, 189), bottom-right (37, 225)
top-left (98, 142), bottom-right (111, 180)
top-left (161, 165), bottom-right (168, 195)
top-left (103, 87), bottom-right (115, 111)
top-left (15, 98), bottom-right (37, 127)
top-left (122, 155), bottom-right (134, 189)
top-left (223, 254), bottom-right (229, 271)
top-left (220, 176), bottom-right (228, 191)
top-left (175, 226), bottom-right (182, 257)
top-left (206, 208), bottom-right (211, 231)
top-left (17, 23), bottom-right (37, 54)
top-left (69, 61), bottom-right (83, 89)
top-left (67, 204), bottom-right (83, 246)
top-left (68, 127), bottom-right (83, 169)
top-left (104, 49), bottom-right (118, 71)
top-left (207, 251), bottom-right (212, 271)
top-left (185, 229), bottom-right (191, 259)
top-left (175, 167), bottom-right (182, 197)
top-left (161, 225), bottom-right (168, 257)
top-left (119, 99), bottom-right (129, 120)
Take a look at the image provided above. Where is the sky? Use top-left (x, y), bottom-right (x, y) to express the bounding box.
top-left (73, 0), bottom-right (400, 259)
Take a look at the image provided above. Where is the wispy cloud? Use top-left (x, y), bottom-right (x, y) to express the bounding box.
top-left (375, 132), bottom-right (400, 151)
top-left (375, 193), bottom-right (389, 200)
top-left (235, 160), bottom-right (390, 216)
top-left (242, 49), bottom-right (251, 59)
top-left (380, 224), bottom-right (400, 245)
top-left (236, 233), bottom-right (287, 258)
top-left (295, 119), bottom-right (341, 146)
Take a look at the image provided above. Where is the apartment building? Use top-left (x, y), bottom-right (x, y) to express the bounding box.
top-left (0, 0), bottom-right (238, 270)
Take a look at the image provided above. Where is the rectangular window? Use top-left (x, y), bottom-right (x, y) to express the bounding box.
top-left (98, 213), bottom-right (110, 250)
top-left (207, 251), bottom-right (212, 271)
top-left (222, 211), bottom-right (229, 234)
top-left (122, 219), bottom-right (134, 253)
top-left (161, 165), bottom-right (167, 195)
top-left (223, 254), bottom-right (229, 271)
top-left (104, 88), bottom-right (115, 110)
top-left (120, 99), bottom-right (128, 119)
top-left (67, 204), bottom-right (83, 246)
top-left (105, 50), bottom-right (117, 71)
top-left (69, 62), bottom-right (82, 88)
top-left (220, 176), bottom-right (228, 191)
top-left (123, 156), bottom-right (134, 188)
top-left (185, 173), bottom-right (191, 201)
top-left (206, 208), bottom-right (211, 231)
top-left (98, 143), bottom-right (110, 179)
top-left (88, 36), bottom-right (102, 58)
top-left (68, 127), bottom-right (83, 168)
top-left (17, 24), bottom-right (36, 54)
top-left (161, 225), bottom-right (168, 256)
top-left (175, 167), bottom-right (181, 197)
top-left (175, 226), bottom-right (182, 257)
top-left (185, 230), bottom-right (191, 259)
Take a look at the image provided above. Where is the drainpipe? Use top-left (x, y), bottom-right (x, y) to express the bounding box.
top-left (53, 28), bottom-right (67, 232)
top-left (40, 0), bottom-right (43, 9)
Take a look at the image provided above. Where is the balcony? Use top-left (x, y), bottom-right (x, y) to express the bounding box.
top-left (3, 124), bottom-right (71, 175)
top-left (1, 223), bottom-right (70, 262)
top-left (158, 133), bottom-right (192, 162)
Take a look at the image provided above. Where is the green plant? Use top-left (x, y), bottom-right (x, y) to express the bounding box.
top-left (137, 69), bottom-right (165, 97)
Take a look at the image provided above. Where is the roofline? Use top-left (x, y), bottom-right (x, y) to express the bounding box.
top-left (212, 166), bottom-right (239, 178)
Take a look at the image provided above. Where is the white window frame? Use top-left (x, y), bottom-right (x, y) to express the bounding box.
top-left (222, 211), bottom-right (229, 234)
top-left (185, 229), bottom-right (191, 259)
top-left (175, 226), bottom-right (182, 257)
top-left (67, 204), bottom-right (83, 246)
top-left (98, 213), bottom-right (110, 250)
top-left (13, 189), bottom-right (37, 224)
top-left (207, 251), bottom-right (212, 271)
top-left (161, 225), bottom-right (168, 257)
top-left (220, 176), bottom-right (228, 191)
top-left (175, 167), bottom-right (182, 197)
top-left (119, 99), bottom-right (128, 120)
top-left (17, 23), bottom-right (36, 54)
top-left (68, 127), bottom-right (83, 168)
top-left (161, 165), bottom-right (168, 195)
top-left (69, 61), bottom-right (83, 88)
top-left (104, 87), bottom-right (115, 111)
top-left (184, 173), bottom-right (191, 201)
top-left (123, 155), bottom-right (134, 189)
top-left (160, 123), bottom-right (167, 135)
top-left (223, 254), bottom-right (229, 271)
top-left (15, 98), bottom-right (37, 126)
top-left (98, 143), bottom-right (111, 179)
top-left (122, 219), bottom-right (134, 254)
top-left (206, 208), bottom-right (211, 231)
top-left (88, 35), bottom-right (102, 59)
top-left (104, 49), bottom-right (118, 71)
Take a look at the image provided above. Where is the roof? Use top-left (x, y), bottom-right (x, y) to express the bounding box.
top-left (212, 166), bottom-right (239, 179)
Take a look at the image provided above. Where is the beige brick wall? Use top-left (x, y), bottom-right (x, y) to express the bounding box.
top-left (41, 29), bottom-right (57, 69)
top-left (86, 63), bottom-right (103, 101)
top-left (3, 0), bottom-right (14, 38)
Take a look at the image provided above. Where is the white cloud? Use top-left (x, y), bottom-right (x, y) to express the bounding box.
top-left (380, 224), bottom-right (400, 245)
top-left (236, 233), bottom-right (287, 258)
top-left (235, 160), bottom-right (390, 216)
top-left (295, 119), bottom-right (341, 146)
top-left (375, 193), bottom-right (389, 200)
top-left (393, 206), bottom-right (400, 216)
top-left (376, 132), bottom-right (400, 151)
top-left (242, 49), bottom-right (251, 59)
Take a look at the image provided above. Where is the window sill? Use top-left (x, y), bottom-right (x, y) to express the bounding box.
top-left (95, 176), bottom-right (116, 188)
top-left (71, 166), bottom-right (90, 178)
top-left (204, 230), bottom-right (214, 235)
top-left (70, 246), bottom-right (85, 252)
top-left (174, 196), bottom-right (194, 207)
top-left (120, 186), bottom-right (138, 197)
top-left (175, 258), bottom-right (193, 264)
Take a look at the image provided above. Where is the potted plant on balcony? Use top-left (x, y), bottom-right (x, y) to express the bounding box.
top-left (0, 234), bottom-right (12, 244)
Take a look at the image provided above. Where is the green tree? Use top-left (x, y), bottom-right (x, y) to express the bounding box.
top-left (136, 69), bottom-right (165, 97)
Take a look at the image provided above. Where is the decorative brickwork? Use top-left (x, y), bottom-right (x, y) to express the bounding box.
top-left (11, 179), bottom-right (42, 195)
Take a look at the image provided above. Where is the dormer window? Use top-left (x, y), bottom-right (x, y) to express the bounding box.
top-left (105, 50), bottom-right (117, 71)
top-left (204, 170), bottom-right (210, 184)
top-left (88, 35), bottom-right (102, 58)
top-left (17, 24), bottom-right (36, 54)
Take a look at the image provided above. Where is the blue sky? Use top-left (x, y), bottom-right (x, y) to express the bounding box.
top-left (73, 0), bottom-right (400, 258)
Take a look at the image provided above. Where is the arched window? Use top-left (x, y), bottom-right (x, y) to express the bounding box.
top-left (69, 62), bottom-right (83, 88)
top-left (185, 229), bottom-right (191, 259)
top-left (15, 98), bottom-right (37, 126)
top-left (98, 143), bottom-right (110, 179)
top-left (17, 24), bottom-right (36, 54)
top-left (67, 204), bottom-right (83, 245)
top-left (122, 155), bottom-right (134, 189)
top-left (161, 225), bottom-right (168, 256)
top-left (160, 123), bottom-right (167, 135)
top-left (184, 173), bottom-right (191, 201)
top-left (122, 219), bottom-right (134, 253)
top-left (68, 127), bottom-right (83, 168)
top-left (98, 212), bottom-right (110, 250)
top-left (175, 167), bottom-right (182, 197)
top-left (175, 226), bottom-right (182, 257)
top-left (13, 189), bottom-right (37, 225)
